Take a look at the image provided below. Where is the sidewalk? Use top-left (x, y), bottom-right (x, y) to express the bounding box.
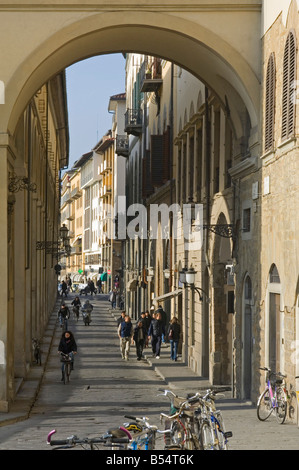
top-left (0, 297), bottom-right (215, 428)
top-left (0, 297), bottom-right (61, 427)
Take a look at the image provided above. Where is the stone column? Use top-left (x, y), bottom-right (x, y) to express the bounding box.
top-left (0, 135), bottom-right (11, 411)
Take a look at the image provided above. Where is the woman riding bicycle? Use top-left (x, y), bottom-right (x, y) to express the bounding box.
top-left (58, 331), bottom-right (77, 380)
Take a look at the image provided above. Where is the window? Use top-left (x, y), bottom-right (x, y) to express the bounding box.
top-left (243, 208), bottom-right (251, 233)
top-left (265, 53), bottom-right (276, 152)
top-left (270, 264), bottom-right (280, 284)
top-left (281, 31), bottom-right (296, 140)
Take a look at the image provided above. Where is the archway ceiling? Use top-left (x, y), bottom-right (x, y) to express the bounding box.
top-left (6, 17), bottom-right (260, 140)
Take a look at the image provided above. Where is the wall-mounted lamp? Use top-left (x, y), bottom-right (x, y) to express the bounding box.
top-left (164, 268), bottom-right (170, 279)
top-left (179, 265), bottom-right (209, 302)
top-left (36, 224), bottom-right (71, 258)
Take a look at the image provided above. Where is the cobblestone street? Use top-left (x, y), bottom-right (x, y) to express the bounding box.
top-left (0, 294), bottom-right (298, 453)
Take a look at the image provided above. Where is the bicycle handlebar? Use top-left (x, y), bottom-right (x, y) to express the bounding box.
top-left (47, 429), bottom-right (130, 447)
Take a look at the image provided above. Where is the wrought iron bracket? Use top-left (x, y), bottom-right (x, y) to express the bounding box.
top-left (203, 224), bottom-right (235, 240)
top-left (8, 173), bottom-right (37, 193)
top-left (36, 241), bottom-right (59, 250)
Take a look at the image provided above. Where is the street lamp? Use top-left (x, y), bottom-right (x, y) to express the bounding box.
top-left (179, 267), bottom-right (188, 284)
top-left (59, 224), bottom-right (69, 243)
top-left (180, 265), bottom-right (209, 302)
top-left (164, 269), bottom-right (170, 279)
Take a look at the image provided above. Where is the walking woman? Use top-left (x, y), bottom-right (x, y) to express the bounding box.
top-left (167, 317), bottom-right (181, 361)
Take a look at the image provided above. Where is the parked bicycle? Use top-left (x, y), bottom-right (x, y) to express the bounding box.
top-left (47, 428), bottom-right (130, 450)
top-left (257, 367), bottom-right (288, 424)
top-left (123, 415), bottom-right (166, 450)
top-left (194, 388), bottom-right (232, 450)
top-left (159, 389), bottom-right (201, 450)
top-left (159, 387), bottom-right (232, 450)
top-left (32, 338), bottom-right (42, 365)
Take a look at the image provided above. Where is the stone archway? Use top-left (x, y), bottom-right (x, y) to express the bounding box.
top-left (1, 8), bottom-right (261, 145)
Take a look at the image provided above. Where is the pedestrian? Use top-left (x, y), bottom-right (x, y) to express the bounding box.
top-left (167, 317), bottom-right (181, 361)
top-left (143, 310), bottom-right (152, 331)
top-left (96, 278), bottom-right (102, 294)
top-left (57, 302), bottom-right (70, 330)
top-left (67, 277), bottom-right (72, 293)
top-left (133, 320), bottom-right (147, 360)
top-left (156, 305), bottom-right (167, 343)
top-left (147, 312), bottom-right (165, 359)
top-left (88, 279), bottom-right (96, 295)
top-left (117, 310), bottom-right (126, 327)
top-left (118, 315), bottom-right (133, 361)
top-left (143, 310), bottom-right (152, 348)
top-left (58, 330), bottom-right (77, 379)
top-left (61, 280), bottom-right (68, 297)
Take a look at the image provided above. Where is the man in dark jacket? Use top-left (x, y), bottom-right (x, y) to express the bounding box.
top-left (118, 315), bottom-right (133, 361)
top-left (156, 305), bottom-right (167, 343)
top-left (148, 312), bottom-right (165, 359)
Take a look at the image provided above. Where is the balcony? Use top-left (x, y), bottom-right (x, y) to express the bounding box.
top-left (140, 59), bottom-right (163, 93)
top-left (115, 135), bottom-right (129, 157)
top-left (70, 187), bottom-right (81, 200)
top-left (124, 108), bottom-right (143, 136)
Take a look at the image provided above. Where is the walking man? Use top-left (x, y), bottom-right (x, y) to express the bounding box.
top-left (118, 315), bottom-right (133, 361)
top-left (148, 312), bottom-right (165, 359)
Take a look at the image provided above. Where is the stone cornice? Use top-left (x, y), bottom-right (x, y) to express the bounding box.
top-left (0, 1), bottom-right (262, 12)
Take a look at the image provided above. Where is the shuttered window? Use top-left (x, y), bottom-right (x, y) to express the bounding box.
top-left (281, 31), bottom-right (296, 140)
top-left (150, 127), bottom-right (171, 188)
top-left (265, 53), bottom-right (276, 152)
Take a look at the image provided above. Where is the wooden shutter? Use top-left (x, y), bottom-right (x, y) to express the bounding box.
top-left (265, 53), bottom-right (276, 152)
top-left (282, 31), bottom-right (296, 140)
top-left (162, 126), bottom-right (171, 182)
top-left (151, 134), bottom-right (164, 186)
top-left (142, 150), bottom-right (153, 198)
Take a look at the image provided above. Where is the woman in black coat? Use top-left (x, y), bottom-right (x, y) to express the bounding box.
top-left (58, 331), bottom-right (77, 377)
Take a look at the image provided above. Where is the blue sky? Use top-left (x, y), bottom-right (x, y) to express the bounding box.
top-left (65, 53), bottom-right (126, 169)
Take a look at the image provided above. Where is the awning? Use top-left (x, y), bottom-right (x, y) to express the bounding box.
top-left (101, 272), bottom-right (108, 281)
top-left (71, 235), bottom-right (82, 246)
top-left (152, 289), bottom-right (183, 303)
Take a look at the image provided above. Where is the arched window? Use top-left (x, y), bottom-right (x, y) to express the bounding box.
top-left (281, 31), bottom-right (296, 140)
top-left (269, 264), bottom-right (280, 284)
top-left (265, 53), bottom-right (276, 152)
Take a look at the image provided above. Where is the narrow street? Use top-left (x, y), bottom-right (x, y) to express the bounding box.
top-left (0, 293), bottom-right (298, 452)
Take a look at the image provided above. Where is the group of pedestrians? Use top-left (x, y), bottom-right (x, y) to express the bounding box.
top-left (116, 306), bottom-right (181, 362)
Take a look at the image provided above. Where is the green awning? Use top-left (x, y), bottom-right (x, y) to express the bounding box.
top-left (100, 272), bottom-right (108, 281)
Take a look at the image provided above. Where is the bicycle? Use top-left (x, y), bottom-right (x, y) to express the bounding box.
top-left (159, 389), bottom-right (201, 450)
top-left (58, 315), bottom-right (69, 331)
top-left (123, 415), bottom-right (166, 450)
top-left (195, 388), bottom-right (232, 450)
top-left (60, 352), bottom-right (73, 385)
top-left (257, 367), bottom-right (288, 424)
top-left (72, 306), bottom-right (80, 321)
top-left (47, 428), bottom-right (130, 450)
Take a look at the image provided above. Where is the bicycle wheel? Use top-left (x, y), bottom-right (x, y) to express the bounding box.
top-left (169, 420), bottom-right (186, 448)
top-left (275, 387), bottom-right (287, 424)
top-left (66, 362), bottom-right (71, 383)
top-left (257, 388), bottom-right (273, 421)
top-left (214, 412), bottom-right (229, 450)
top-left (199, 420), bottom-right (215, 450)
